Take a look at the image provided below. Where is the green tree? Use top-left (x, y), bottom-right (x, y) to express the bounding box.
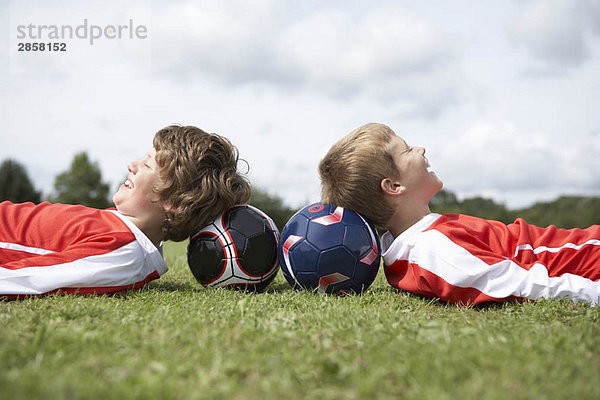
top-left (50, 152), bottom-right (112, 208)
top-left (513, 196), bottom-right (600, 229)
top-left (0, 159), bottom-right (42, 203)
top-left (249, 187), bottom-right (296, 231)
top-left (431, 189), bottom-right (511, 223)
top-left (430, 189), bottom-right (461, 213)
top-left (459, 196), bottom-right (512, 223)
top-left (430, 188), bottom-right (599, 228)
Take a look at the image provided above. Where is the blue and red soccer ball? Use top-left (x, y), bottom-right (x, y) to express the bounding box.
top-left (278, 203), bottom-right (381, 295)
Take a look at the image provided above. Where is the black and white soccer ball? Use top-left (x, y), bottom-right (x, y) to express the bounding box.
top-left (278, 202), bottom-right (381, 295)
top-left (187, 204), bottom-right (279, 291)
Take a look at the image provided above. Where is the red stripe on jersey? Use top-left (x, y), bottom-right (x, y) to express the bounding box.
top-left (0, 247), bottom-right (44, 263)
top-left (1, 270), bottom-right (160, 300)
top-left (0, 202), bottom-right (136, 270)
top-left (384, 259), bottom-right (524, 306)
top-left (425, 214), bottom-right (600, 281)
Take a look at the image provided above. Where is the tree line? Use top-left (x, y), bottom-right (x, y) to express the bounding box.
top-left (0, 153), bottom-right (112, 209)
top-left (1, 153), bottom-right (598, 231)
top-left (430, 189), bottom-right (600, 230)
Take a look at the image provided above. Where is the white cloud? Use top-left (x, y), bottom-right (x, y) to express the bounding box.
top-left (151, 1), bottom-right (461, 119)
top-left (278, 7), bottom-right (451, 88)
top-left (435, 121), bottom-right (600, 207)
top-left (506, 0), bottom-right (600, 69)
top-left (150, 0), bottom-right (295, 83)
top-left (590, 0), bottom-right (600, 34)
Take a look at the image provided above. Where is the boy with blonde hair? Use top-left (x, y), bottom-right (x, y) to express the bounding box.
top-left (1, 125), bottom-right (250, 298)
top-left (319, 122), bottom-right (600, 306)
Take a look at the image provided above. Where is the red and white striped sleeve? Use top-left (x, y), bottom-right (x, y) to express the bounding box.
top-left (382, 213), bottom-right (600, 306)
top-left (0, 201), bottom-right (167, 298)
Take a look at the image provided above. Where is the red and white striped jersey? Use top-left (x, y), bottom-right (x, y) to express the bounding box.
top-left (0, 201), bottom-right (168, 298)
top-left (382, 213), bottom-right (600, 306)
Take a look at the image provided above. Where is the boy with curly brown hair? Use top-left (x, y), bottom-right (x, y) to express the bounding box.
top-left (0, 125), bottom-right (250, 298)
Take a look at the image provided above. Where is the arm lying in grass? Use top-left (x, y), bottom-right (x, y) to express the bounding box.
top-left (0, 125), bottom-right (250, 298)
top-left (319, 122), bottom-right (600, 306)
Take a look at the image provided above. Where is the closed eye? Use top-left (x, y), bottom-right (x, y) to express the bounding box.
top-left (143, 153), bottom-right (153, 169)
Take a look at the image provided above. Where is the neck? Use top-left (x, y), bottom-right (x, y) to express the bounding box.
top-left (125, 215), bottom-right (165, 248)
top-left (386, 199), bottom-right (431, 238)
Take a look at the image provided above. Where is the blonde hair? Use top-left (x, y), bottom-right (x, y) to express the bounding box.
top-left (153, 125), bottom-right (251, 241)
top-left (319, 123), bottom-right (398, 228)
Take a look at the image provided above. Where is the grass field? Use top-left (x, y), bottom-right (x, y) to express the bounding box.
top-left (1, 241), bottom-right (599, 400)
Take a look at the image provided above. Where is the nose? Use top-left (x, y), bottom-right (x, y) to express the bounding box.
top-left (127, 161), bottom-right (137, 174)
top-left (416, 146), bottom-right (426, 155)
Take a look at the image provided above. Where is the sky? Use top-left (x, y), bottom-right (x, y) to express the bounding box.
top-left (1, 0), bottom-right (599, 211)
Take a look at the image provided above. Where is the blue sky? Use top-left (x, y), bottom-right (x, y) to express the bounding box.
top-left (1, 0), bottom-right (599, 209)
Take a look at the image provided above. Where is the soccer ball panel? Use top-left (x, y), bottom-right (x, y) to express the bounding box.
top-left (306, 222), bottom-right (345, 250)
top-left (243, 234), bottom-right (278, 275)
top-left (353, 264), bottom-right (378, 289)
top-left (227, 229), bottom-right (245, 257)
top-left (226, 206), bottom-right (266, 236)
top-left (295, 271), bottom-right (320, 289)
top-left (283, 214), bottom-right (309, 237)
top-left (288, 240), bottom-right (320, 274)
top-left (187, 233), bottom-right (225, 283)
top-left (343, 225), bottom-right (373, 258)
top-left (318, 247), bottom-right (357, 278)
top-left (339, 209), bottom-right (365, 226)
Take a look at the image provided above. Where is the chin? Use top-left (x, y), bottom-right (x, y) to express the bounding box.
top-left (429, 182), bottom-right (443, 200)
top-left (112, 193), bottom-right (123, 210)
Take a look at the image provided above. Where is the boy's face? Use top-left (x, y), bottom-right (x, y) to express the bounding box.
top-left (113, 148), bottom-right (165, 224)
top-left (390, 136), bottom-right (443, 201)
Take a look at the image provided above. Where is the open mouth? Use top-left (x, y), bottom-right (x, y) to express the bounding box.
top-left (124, 177), bottom-right (134, 189)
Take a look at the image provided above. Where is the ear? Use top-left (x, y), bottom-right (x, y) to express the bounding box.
top-left (381, 178), bottom-right (405, 196)
top-left (162, 202), bottom-right (174, 214)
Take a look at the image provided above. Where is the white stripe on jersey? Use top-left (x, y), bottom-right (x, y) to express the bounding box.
top-left (514, 239), bottom-right (600, 257)
top-left (0, 241), bottom-right (154, 295)
top-left (389, 229), bottom-right (600, 305)
top-left (0, 241), bottom-right (54, 256)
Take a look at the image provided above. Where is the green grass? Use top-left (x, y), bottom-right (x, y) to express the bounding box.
top-left (1, 241), bottom-right (599, 400)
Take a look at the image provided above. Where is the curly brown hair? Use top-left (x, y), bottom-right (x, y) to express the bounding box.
top-left (152, 125), bottom-right (251, 241)
top-left (319, 123), bottom-right (398, 228)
